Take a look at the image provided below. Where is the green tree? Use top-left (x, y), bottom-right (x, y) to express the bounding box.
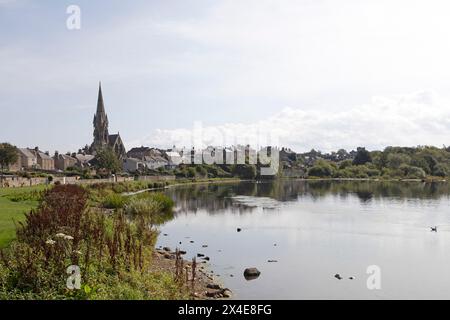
top-left (387, 153), bottom-right (411, 169)
top-left (232, 164), bottom-right (257, 179)
top-left (308, 160), bottom-right (336, 177)
top-left (353, 147), bottom-right (372, 165)
top-left (95, 147), bottom-right (121, 174)
top-left (0, 142), bottom-right (18, 173)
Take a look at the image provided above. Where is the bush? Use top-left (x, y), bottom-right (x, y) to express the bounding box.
top-left (232, 164), bottom-right (257, 179)
top-left (102, 193), bottom-right (128, 209)
top-left (399, 164), bottom-right (426, 179)
top-left (308, 160), bottom-right (336, 177)
top-left (0, 185), bottom-right (185, 300)
top-left (124, 193), bottom-right (174, 225)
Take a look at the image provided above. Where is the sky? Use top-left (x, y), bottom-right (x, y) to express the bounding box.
top-left (1, 0), bottom-right (450, 153)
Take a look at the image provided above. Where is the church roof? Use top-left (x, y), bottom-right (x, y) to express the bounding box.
top-left (108, 134), bottom-right (120, 145)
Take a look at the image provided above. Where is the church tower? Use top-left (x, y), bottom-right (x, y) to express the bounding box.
top-left (92, 82), bottom-right (109, 151)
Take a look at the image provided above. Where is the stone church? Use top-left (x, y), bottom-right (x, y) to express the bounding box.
top-left (90, 83), bottom-right (127, 159)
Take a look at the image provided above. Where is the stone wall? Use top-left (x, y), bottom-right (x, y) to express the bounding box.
top-left (136, 175), bottom-right (176, 182)
top-left (0, 175), bottom-right (135, 188)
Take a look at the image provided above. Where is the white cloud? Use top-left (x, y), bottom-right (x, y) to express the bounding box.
top-left (129, 90), bottom-right (450, 152)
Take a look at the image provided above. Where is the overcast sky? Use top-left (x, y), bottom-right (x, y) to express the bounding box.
top-left (2, 0), bottom-right (450, 153)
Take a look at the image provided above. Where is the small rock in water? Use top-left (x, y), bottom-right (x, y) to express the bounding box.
top-left (163, 247), bottom-right (171, 252)
top-left (348, 276), bottom-right (355, 280)
top-left (179, 250), bottom-right (187, 255)
top-left (267, 260), bottom-right (278, 263)
top-left (164, 253), bottom-right (175, 260)
top-left (190, 240), bottom-right (195, 243)
top-left (243, 268), bottom-right (261, 280)
top-left (230, 274), bottom-right (234, 277)
top-left (237, 228), bottom-right (242, 232)
top-left (197, 253), bottom-right (205, 257)
top-left (334, 274), bottom-right (343, 280)
top-left (202, 245), bottom-right (208, 248)
top-left (273, 243), bottom-right (277, 246)
top-left (179, 241), bottom-right (182, 244)
top-left (203, 256), bottom-right (210, 261)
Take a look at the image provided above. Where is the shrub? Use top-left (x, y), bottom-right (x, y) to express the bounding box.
top-left (308, 160), bottom-right (336, 177)
top-left (102, 193), bottom-right (127, 209)
top-left (0, 184), bottom-right (184, 300)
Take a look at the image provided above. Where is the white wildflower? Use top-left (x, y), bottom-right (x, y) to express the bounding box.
top-left (55, 233), bottom-right (66, 238)
top-left (64, 235), bottom-right (74, 241)
top-left (46, 239), bottom-right (56, 245)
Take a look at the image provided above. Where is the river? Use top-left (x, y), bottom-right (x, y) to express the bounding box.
top-left (156, 180), bottom-right (450, 299)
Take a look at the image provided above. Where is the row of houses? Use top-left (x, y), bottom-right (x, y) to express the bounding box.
top-left (8, 147), bottom-right (95, 172)
top-left (8, 144), bottom-right (281, 174)
top-left (123, 145), bottom-right (266, 173)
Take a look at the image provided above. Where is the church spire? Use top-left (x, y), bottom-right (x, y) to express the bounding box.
top-left (92, 81), bottom-right (109, 151)
top-left (96, 82), bottom-right (105, 115)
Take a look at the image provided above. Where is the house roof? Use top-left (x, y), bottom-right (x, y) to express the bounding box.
top-left (75, 154), bottom-right (95, 163)
top-left (18, 148), bottom-right (36, 159)
top-left (59, 154), bottom-right (77, 161)
top-left (108, 134), bottom-right (120, 146)
top-left (144, 155), bottom-right (168, 163)
top-left (37, 152), bottom-right (53, 160)
top-left (128, 146), bottom-right (150, 153)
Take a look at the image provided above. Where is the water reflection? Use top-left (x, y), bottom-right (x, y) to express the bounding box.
top-left (158, 180), bottom-right (450, 299)
top-left (165, 180), bottom-right (450, 214)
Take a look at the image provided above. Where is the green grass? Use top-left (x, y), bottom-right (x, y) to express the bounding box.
top-left (0, 186), bottom-right (47, 248)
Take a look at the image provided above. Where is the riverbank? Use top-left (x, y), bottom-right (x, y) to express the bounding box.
top-left (0, 180), bottom-right (234, 300)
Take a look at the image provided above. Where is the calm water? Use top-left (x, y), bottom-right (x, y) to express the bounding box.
top-left (156, 180), bottom-right (450, 299)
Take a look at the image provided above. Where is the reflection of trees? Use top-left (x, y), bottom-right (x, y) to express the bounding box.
top-left (164, 180), bottom-right (450, 216)
top-left (164, 183), bottom-right (257, 215)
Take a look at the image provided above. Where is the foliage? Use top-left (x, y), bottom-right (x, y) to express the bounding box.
top-left (95, 147), bottom-right (121, 174)
top-left (353, 147), bottom-right (372, 165)
top-left (102, 192), bottom-right (128, 209)
top-left (0, 185), bottom-right (186, 300)
top-left (232, 164), bottom-right (257, 179)
top-left (308, 160), bottom-right (336, 177)
top-left (0, 143), bottom-right (18, 172)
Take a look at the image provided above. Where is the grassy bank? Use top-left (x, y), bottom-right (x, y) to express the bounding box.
top-left (0, 177), bottom-right (243, 249)
top-left (0, 184), bottom-right (192, 299)
top-left (0, 186), bottom-right (47, 247)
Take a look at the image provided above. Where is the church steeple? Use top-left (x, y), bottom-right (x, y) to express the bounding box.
top-left (97, 82), bottom-right (105, 113)
top-left (92, 82), bottom-right (109, 151)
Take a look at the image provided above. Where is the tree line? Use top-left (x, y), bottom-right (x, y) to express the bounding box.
top-left (304, 146), bottom-right (450, 179)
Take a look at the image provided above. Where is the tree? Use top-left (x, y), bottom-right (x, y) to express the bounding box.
top-left (0, 143), bottom-right (18, 173)
top-left (308, 160), bottom-right (336, 177)
top-left (387, 153), bottom-right (411, 169)
top-left (95, 147), bottom-right (121, 174)
top-left (352, 147), bottom-right (372, 165)
top-left (232, 164), bottom-right (257, 179)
